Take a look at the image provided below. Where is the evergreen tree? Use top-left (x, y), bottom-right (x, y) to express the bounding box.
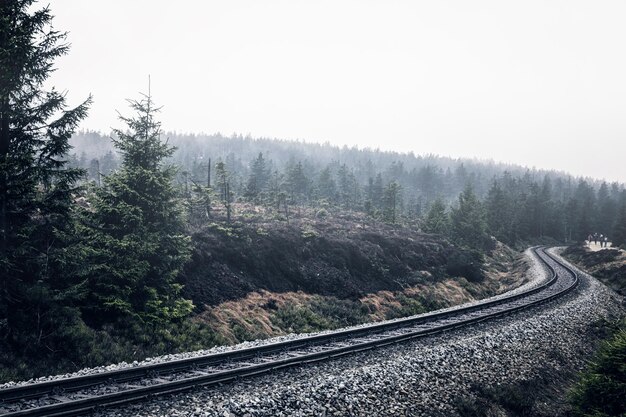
top-left (485, 180), bottom-right (510, 243)
top-left (0, 0), bottom-right (90, 347)
top-left (318, 165), bottom-right (337, 203)
top-left (245, 152), bottom-right (269, 200)
top-left (612, 199), bottom-right (626, 248)
top-left (337, 164), bottom-right (352, 208)
top-left (422, 198), bottom-right (449, 235)
top-left (286, 161), bottom-right (308, 206)
top-left (596, 181), bottom-right (617, 236)
top-left (450, 184), bottom-right (489, 250)
top-left (372, 173), bottom-right (384, 208)
top-left (383, 181), bottom-right (402, 223)
top-left (215, 160), bottom-right (228, 202)
top-left (574, 180), bottom-right (596, 241)
top-left (84, 93), bottom-right (192, 326)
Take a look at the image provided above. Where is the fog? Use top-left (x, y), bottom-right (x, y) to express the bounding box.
top-left (47, 0), bottom-right (626, 182)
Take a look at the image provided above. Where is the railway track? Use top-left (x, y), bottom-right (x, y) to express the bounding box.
top-left (0, 246), bottom-right (579, 417)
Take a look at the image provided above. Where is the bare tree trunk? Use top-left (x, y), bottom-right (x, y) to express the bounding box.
top-left (207, 158), bottom-right (211, 188)
top-left (226, 181), bottom-right (231, 223)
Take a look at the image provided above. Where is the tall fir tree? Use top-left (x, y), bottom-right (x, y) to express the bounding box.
top-left (485, 180), bottom-right (511, 243)
top-left (318, 166), bottom-right (337, 203)
top-left (244, 152), bottom-right (269, 201)
top-left (450, 183), bottom-right (489, 250)
top-left (0, 0), bottom-right (90, 348)
top-left (612, 199), bottom-right (626, 248)
top-left (422, 198), bottom-right (449, 235)
top-left (84, 92), bottom-right (192, 326)
top-left (383, 181), bottom-right (402, 223)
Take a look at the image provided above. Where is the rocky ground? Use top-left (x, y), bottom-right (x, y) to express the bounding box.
top-left (563, 244), bottom-right (626, 297)
top-left (96, 248), bottom-right (625, 417)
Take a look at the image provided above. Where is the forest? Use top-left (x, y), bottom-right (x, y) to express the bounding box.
top-left (69, 129), bottom-right (626, 248)
top-left (1, 5), bottom-right (626, 415)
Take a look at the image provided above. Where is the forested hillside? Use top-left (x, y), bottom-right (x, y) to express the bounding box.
top-left (70, 130), bottom-right (626, 246)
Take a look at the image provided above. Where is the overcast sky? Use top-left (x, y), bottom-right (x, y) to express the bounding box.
top-left (47, 0), bottom-right (626, 183)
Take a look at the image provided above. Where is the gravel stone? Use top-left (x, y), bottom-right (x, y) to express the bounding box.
top-left (4, 247), bottom-right (623, 417)
top-left (92, 247), bottom-right (624, 416)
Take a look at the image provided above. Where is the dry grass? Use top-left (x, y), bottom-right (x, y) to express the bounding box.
top-left (197, 243), bottom-right (526, 343)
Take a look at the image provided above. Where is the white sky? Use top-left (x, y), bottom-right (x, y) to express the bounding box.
top-left (47, 0), bottom-right (626, 183)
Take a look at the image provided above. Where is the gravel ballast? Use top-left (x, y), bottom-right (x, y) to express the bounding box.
top-left (91, 248), bottom-right (624, 417)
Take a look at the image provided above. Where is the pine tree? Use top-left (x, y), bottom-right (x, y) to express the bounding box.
top-left (612, 199), bottom-right (626, 248)
top-left (317, 166), bottom-right (337, 203)
top-left (286, 161), bottom-right (308, 206)
top-left (596, 181), bottom-right (617, 236)
top-left (215, 160), bottom-right (228, 202)
top-left (372, 173), bottom-right (384, 208)
top-left (574, 180), bottom-right (595, 241)
top-left (0, 0), bottom-right (90, 347)
top-left (383, 181), bottom-right (402, 223)
top-left (84, 93), bottom-right (192, 326)
top-left (422, 198), bottom-right (449, 235)
top-left (245, 152), bottom-right (269, 201)
top-left (450, 184), bottom-right (489, 250)
top-left (485, 180), bottom-right (510, 243)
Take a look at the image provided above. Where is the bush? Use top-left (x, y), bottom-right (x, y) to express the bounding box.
top-left (569, 320), bottom-right (626, 417)
top-left (446, 250), bottom-right (485, 282)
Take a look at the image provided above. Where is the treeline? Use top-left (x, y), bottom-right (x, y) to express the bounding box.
top-left (71, 132), bottom-right (626, 248)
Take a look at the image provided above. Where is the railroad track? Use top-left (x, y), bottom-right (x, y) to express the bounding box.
top-left (0, 246), bottom-right (579, 417)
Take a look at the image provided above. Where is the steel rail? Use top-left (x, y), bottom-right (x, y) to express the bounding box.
top-left (0, 246), bottom-right (558, 402)
top-left (0, 246), bottom-right (579, 417)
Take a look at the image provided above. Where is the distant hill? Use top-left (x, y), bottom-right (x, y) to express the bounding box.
top-left (68, 130), bottom-right (625, 245)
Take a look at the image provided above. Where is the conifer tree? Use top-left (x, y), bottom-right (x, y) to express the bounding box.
top-left (372, 173), bottom-right (384, 208)
top-left (422, 198), bottom-right (449, 235)
top-left (485, 180), bottom-right (510, 243)
top-left (383, 181), bottom-right (402, 223)
top-left (245, 152), bottom-right (268, 200)
top-left (612, 199), bottom-right (626, 248)
top-left (318, 166), bottom-right (337, 203)
top-left (0, 0), bottom-right (90, 346)
top-left (450, 184), bottom-right (489, 250)
top-left (84, 93), bottom-right (192, 326)
top-left (286, 161), bottom-right (308, 206)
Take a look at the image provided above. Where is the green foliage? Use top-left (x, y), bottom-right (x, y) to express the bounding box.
top-left (450, 184), bottom-right (491, 250)
top-left (612, 201), bottom-right (626, 248)
top-left (569, 321), bottom-right (626, 417)
top-left (422, 198), bottom-right (449, 235)
top-left (0, 317), bottom-right (225, 383)
top-left (446, 250), bottom-right (485, 282)
top-left (245, 152), bottom-right (269, 200)
top-left (383, 181), bottom-right (402, 223)
top-left (270, 298), bottom-right (370, 335)
top-left (0, 0), bottom-right (90, 351)
top-left (318, 166), bottom-right (337, 203)
top-left (286, 161), bottom-right (310, 205)
top-left (83, 93), bottom-right (193, 327)
top-left (386, 294), bottom-right (427, 319)
top-left (271, 304), bottom-right (331, 334)
top-left (485, 180), bottom-right (512, 242)
top-left (456, 381), bottom-right (537, 417)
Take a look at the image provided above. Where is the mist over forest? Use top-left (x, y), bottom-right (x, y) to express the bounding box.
top-left (69, 129), bottom-right (626, 245)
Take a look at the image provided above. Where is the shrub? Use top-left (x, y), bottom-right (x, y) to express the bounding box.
top-left (446, 250), bottom-right (485, 282)
top-left (569, 320), bottom-right (626, 417)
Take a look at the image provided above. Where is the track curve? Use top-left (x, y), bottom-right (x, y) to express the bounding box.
top-left (0, 246), bottom-right (579, 417)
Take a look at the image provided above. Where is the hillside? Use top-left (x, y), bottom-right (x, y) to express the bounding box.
top-left (182, 206), bottom-right (526, 343)
top-left (563, 245), bottom-right (626, 296)
top-left (69, 130), bottom-right (626, 248)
